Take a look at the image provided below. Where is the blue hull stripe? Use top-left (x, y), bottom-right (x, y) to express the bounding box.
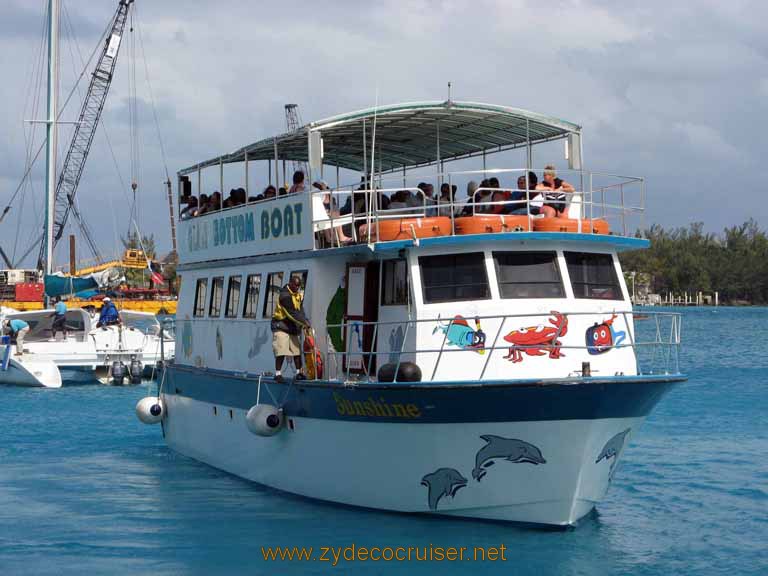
top-left (165, 364), bottom-right (684, 423)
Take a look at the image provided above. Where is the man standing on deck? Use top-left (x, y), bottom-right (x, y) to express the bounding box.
top-left (271, 275), bottom-right (310, 382)
top-left (4, 318), bottom-right (30, 356)
top-left (50, 297), bottom-right (68, 341)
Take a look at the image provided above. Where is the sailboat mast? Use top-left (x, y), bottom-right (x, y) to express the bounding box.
top-left (43, 0), bottom-right (60, 276)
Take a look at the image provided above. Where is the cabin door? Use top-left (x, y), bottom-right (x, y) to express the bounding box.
top-left (343, 262), bottom-right (379, 375)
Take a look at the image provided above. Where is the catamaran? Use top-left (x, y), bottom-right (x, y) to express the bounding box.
top-left (0, 0), bottom-right (174, 388)
top-left (138, 100), bottom-right (685, 526)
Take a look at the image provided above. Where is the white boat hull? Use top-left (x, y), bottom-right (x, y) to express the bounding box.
top-left (161, 370), bottom-right (669, 526)
top-left (1, 357), bottom-right (62, 388)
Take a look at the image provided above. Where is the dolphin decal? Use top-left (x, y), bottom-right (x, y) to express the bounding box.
top-left (596, 428), bottom-right (631, 479)
top-left (472, 435), bottom-right (546, 481)
top-left (248, 327), bottom-right (269, 359)
top-left (421, 468), bottom-right (468, 510)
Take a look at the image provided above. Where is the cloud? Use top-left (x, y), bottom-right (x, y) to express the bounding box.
top-left (0, 0), bottom-right (766, 266)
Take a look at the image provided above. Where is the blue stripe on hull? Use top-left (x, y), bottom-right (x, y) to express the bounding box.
top-left (165, 364), bottom-right (684, 423)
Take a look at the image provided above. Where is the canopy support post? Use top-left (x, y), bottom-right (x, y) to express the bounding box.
top-left (219, 158), bottom-right (224, 195)
top-left (244, 150), bottom-right (249, 200)
top-left (526, 120), bottom-right (532, 170)
top-left (436, 120), bottom-right (441, 186)
top-left (362, 118), bottom-right (368, 188)
top-left (273, 137), bottom-right (278, 189)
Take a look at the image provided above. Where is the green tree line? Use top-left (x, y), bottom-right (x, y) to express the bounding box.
top-left (619, 220), bottom-right (768, 304)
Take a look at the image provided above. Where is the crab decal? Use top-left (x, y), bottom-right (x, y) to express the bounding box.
top-left (433, 315), bottom-right (486, 354)
top-left (503, 312), bottom-right (568, 363)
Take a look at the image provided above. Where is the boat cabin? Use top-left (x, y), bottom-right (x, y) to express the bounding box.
top-left (173, 101), bottom-right (678, 382)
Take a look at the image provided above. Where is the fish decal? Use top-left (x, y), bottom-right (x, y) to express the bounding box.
top-left (421, 468), bottom-right (468, 510)
top-left (503, 312), bottom-right (567, 363)
top-left (586, 314), bottom-right (627, 355)
top-left (216, 327), bottom-right (223, 360)
top-left (472, 435), bottom-right (546, 481)
top-left (248, 327), bottom-right (269, 359)
top-left (433, 315), bottom-right (486, 354)
top-left (596, 428), bottom-right (631, 479)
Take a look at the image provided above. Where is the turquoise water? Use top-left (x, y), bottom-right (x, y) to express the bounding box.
top-left (0, 308), bottom-right (765, 575)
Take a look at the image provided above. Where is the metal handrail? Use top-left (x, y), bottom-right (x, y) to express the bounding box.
top-left (323, 310), bottom-right (682, 382)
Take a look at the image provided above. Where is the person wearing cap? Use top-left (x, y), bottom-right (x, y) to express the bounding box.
top-left (271, 275), bottom-right (310, 382)
top-left (4, 318), bottom-right (30, 356)
top-left (97, 297), bottom-right (121, 328)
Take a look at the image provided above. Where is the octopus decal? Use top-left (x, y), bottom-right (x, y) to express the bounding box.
top-left (503, 312), bottom-right (568, 363)
top-left (586, 314), bottom-right (627, 355)
top-left (433, 315), bottom-right (486, 354)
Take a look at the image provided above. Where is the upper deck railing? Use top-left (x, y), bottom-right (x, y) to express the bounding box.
top-left (176, 166), bottom-right (645, 263)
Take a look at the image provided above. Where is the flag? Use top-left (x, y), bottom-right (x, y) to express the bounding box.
top-left (148, 262), bottom-right (164, 285)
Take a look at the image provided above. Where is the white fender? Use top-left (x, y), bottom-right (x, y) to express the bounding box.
top-left (246, 404), bottom-right (283, 436)
top-left (136, 396), bottom-right (164, 424)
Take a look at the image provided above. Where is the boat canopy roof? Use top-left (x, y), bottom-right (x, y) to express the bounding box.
top-left (179, 100), bottom-right (581, 175)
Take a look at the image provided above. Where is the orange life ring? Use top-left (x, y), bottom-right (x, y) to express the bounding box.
top-left (455, 215), bottom-right (531, 234)
top-left (533, 217), bottom-right (610, 234)
top-left (360, 217), bottom-right (451, 242)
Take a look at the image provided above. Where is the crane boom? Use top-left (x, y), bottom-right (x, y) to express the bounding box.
top-left (38, 0), bottom-right (134, 270)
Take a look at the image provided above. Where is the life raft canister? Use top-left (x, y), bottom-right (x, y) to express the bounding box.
top-left (360, 217), bottom-right (451, 242)
top-left (533, 218), bottom-right (610, 234)
top-left (454, 215), bottom-right (531, 234)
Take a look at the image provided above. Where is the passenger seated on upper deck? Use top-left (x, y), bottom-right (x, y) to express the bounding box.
top-left (223, 188), bottom-right (238, 208)
top-left (180, 196), bottom-right (198, 220)
top-left (536, 165), bottom-right (574, 218)
top-left (313, 180), bottom-right (352, 245)
top-left (235, 187), bottom-right (247, 205)
top-left (278, 187), bottom-right (288, 196)
top-left (263, 185), bottom-right (277, 200)
top-left (490, 190), bottom-right (512, 214)
top-left (437, 183), bottom-right (458, 217)
top-left (209, 191), bottom-right (222, 211)
top-left (417, 182), bottom-right (438, 215)
top-left (509, 172), bottom-right (541, 215)
top-left (388, 190), bottom-right (408, 210)
top-left (472, 179), bottom-right (493, 214)
top-left (459, 181), bottom-right (479, 216)
top-left (289, 170), bottom-right (306, 194)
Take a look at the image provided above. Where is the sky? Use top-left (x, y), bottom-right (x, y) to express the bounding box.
top-left (0, 0), bottom-right (766, 266)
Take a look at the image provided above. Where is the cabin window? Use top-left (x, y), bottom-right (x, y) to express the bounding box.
top-left (262, 272), bottom-right (284, 318)
top-left (193, 278), bottom-right (208, 317)
top-left (564, 252), bottom-right (623, 300)
top-left (381, 259), bottom-right (409, 306)
top-left (209, 276), bottom-right (224, 317)
top-left (242, 274), bottom-right (262, 318)
top-left (419, 253), bottom-right (490, 304)
top-left (492, 251), bottom-right (565, 298)
top-left (225, 275), bottom-right (242, 318)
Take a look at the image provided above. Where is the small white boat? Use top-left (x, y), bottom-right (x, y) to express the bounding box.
top-left (1, 308), bottom-right (174, 385)
top-left (0, 344), bottom-right (61, 388)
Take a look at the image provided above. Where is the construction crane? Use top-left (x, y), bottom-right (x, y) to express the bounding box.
top-left (37, 0), bottom-right (135, 271)
top-left (285, 104), bottom-right (309, 180)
